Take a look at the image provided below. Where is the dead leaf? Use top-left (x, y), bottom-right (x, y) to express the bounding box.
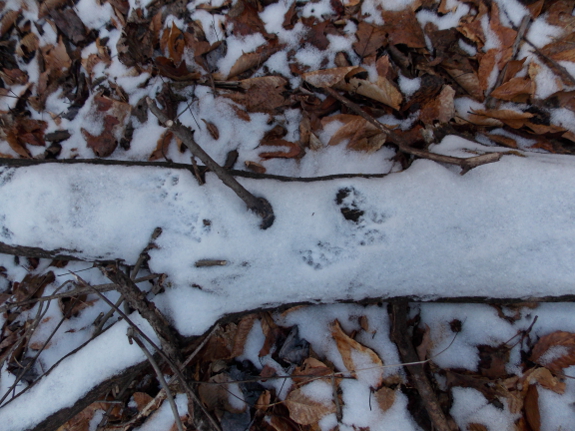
top-left (132, 392), bottom-right (154, 412)
top-left (285, 385), bottom-right (336, 425)
top-left (530, 331), bottom-right (575, 373)
top-left (228, 0), bottom-right (268, 36)
top-left (244, 160), bottom-right (266, 173)
top-left (381, 9), bottom-right (426, 48)
top-left (48, 8), bottom-right (87, 45)
top-left (231, 314), bottom-right (258, 357)
top-left (202, 119), bottom-right (220, 140)
top-left (524, 384), bottom-right (541, 431)
top-left (16, 32), bottom-right (39, 58)
top-left (166, 23), bottom-right (186, 64)
top-left (229, 76), bottom-right (288, 112)
top-left (375, 387), bottom-right (396, 412)
top-left (490, 77), bottom-right (533, 101)
top-left (489, 2), bottom-right (517, 50)
top-left (471, 109), bottom-right (533, 129)
top-left (483, 133), bottom-right (518, 149)
top-left (331, 319), bottom-right (383, 388)
top-left (154, 57), bottom-right (201, 81)
top-left (343, 76), bottom-right (403, 110)
top-left (292, 357), bottom-right (333, 384)
top-left (322, 114), bottom-right (380, 147)
top-left (83, 116), bottom-right (119, 157)
top-left (12, 271), bottom-right (55, 304)
top-left (0, 9), bottom-right (20, 37)
top-left (420, 85), bottom-right (455, 124)
top-left (259, 139), bottom-right (304, 159)
top-left (149, 130), bottom-right (174, 161)
top-left (523, 367), bottom-right (565, 394)
top-left (353, 22), bottom-right (387, 58)
top-left (446, 68), bottom-right (484, 101)
top-left (302, 66), bottom-right (363, 88)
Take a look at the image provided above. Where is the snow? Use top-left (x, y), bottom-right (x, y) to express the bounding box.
top-left (2, 0), bottom-right (575, 428)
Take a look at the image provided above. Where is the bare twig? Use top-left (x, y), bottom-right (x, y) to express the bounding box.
top-left (321, 87), bottom-right (501, 174)
top-left (146, 97), bottom-right (275, 229)
top-left (0, 274), bottom-right (159, 313)
top-left (128, 328), bottom-right (185, 431)
top-left (94, 228), bottom-right (163, 334)
top-left (390, 299), bottom-right (454, 431)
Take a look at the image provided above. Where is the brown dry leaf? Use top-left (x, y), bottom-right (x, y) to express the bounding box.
top-left (202, 119), bottom-right (220, 140)
top-left (524, 384), bottom-right (541, 431)
top-left (530, 331), bottom-right (575, 373)
top-left (259, 312), bottom-right (281, 357)
top-left (39, 0), bottom-right (68, 18)
top-left (457, 6), bottom-right (486, 48)
top-left (346, 76), bottom-right (403, 110)
top-left (284, 385), bottom-right (336, 426)
top-left (483, 133), bottom-right (518, 149)
top-left (331, 319), bottom-right (383, 388)
top-left (478, 49), bottom-right (498, 91)
top-left (259, 139), bottom-right (304, 159)
top-left (227, 42), bottom-right (282, 79)
top-left (415, 323), bottom-right (432, 361)
top-left (231, 76), bottom-right (288, 112)
top-left (489, 2), bottom-right (517, 50)
top-left (231, 313), bottom-right (258, 357)
top-left (302, 66), bottom-right (363, 88)
top-left (228, 0), bottom-right (268, 36)
top-left (490, 77), bottom-right (533, 101)
top-left (468, 424), bottom-right (488, 431)
top-left (16, 32), bottom-right (39, 58)
top-left (83, 116), bottom-right (119, 157)
top-left (292, 357), bottom-right (333, 384)
top-left (160, 23), bottom-right (186, 65)
top-left (244, 160), bottom-right (266, 173)
top-left (48, 8), bottom-right (87, 45)
top-left (446, 68), bottom-right (484, 101)
top-left (381, 9), bottom-right (426, 48)
top-left (375, 387), bottom-right (396, 412)
top-left (254, 390), bottom-right (272, 410)
top-left (0, 9), bottom-right (20, 37)
top-left (322, 114), bottom-right (380, 148)
top-left (523, 367), bottom-right (565, 394)
top-left (149, 130), bottom-right (174, 161)
top-left (420, 85), bottom-right (455, 125)
top-left (154, 57), bottom-right (201, 81)
top-left (42, 35), bottom-right (71, 75)
top-left (12, 271), bottom-right (55, 303)
top-left (352, 22), bottom-right (387, 58)
top-left (132, 392), bottom-right (154, 412)
top-left (58, 402), bottom-right (109, 431)
top-left (472, 109), bottom-right (533, 129)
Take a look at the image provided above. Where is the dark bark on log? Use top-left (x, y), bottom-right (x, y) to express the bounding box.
top-left (25, 360), bottom-right (150, 431)
top-left (0, 240), bottom-right (83, 261)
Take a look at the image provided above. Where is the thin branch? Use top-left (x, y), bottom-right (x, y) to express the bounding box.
top-left (390, 299), bottom-right (453, 431)
top-left (0, 274), bottom-right (159, 313)
top-left (321, 86), bottom-right (502, 174)
top-left (129, 328), bottom-right (184, 431)
top-left (146, 97), bottom-right (275, 229)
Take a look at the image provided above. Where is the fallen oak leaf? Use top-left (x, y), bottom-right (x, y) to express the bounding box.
top-left (490, 77), bottom-right (533, 101)
top-left (352, 22), bottom-right (387, 58)
top-left (82, 115), bottom-right (120, 157)
top-left (338, 76), bottom-right (403, 110)
top-left (154, 57), bottom-right (201, 81)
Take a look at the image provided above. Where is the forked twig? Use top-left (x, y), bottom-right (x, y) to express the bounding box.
top-left (147, 97), bottom-right (275, 229)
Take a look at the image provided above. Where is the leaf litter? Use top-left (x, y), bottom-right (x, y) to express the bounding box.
top-left (1, 0), bottom-right (575, 429)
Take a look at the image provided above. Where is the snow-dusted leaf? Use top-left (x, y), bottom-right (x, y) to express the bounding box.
top-left (160, 23), bottom-right (185, 65)
top-left (292, 357), bottom-right (333, 384)
top-left (375, 387), bottom-right (396, 412)
top-left (284, 386), bottom-right (336, 425)
top-left (259, 139), bottom-right (304, 159)
top-left (331, 319), bottom-right (383, 388)
top-left (381, 9), bottom-right (426, 48)
top-left (530, 331), bottom-right (575, 373)
top-left (230, 76), bottom-right (288, 112)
